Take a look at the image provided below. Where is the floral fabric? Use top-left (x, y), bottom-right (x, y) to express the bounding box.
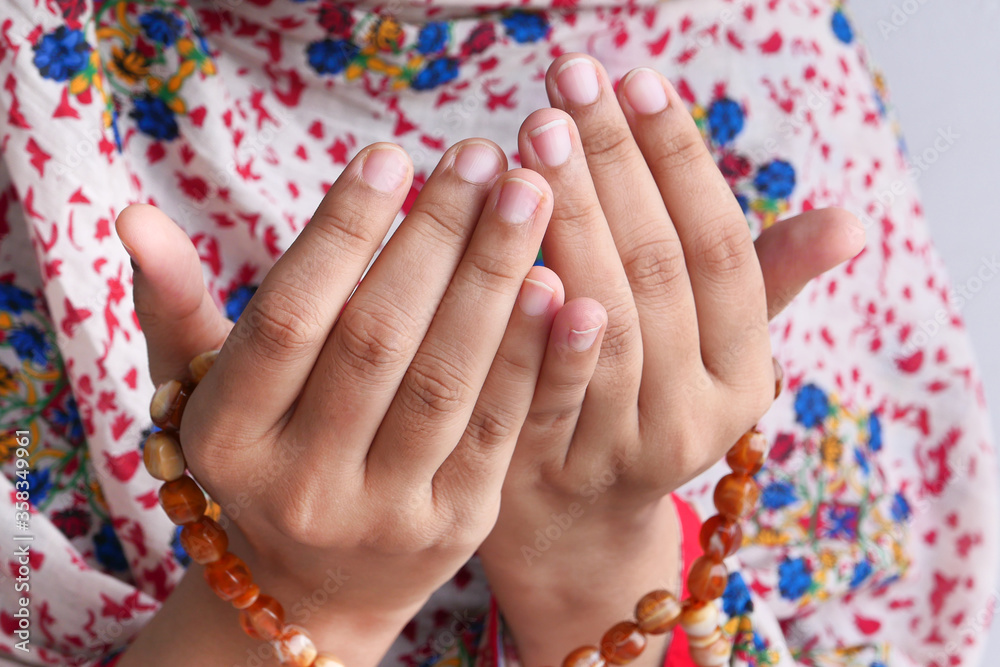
top-left (0, 0), bottom-right (996, 666)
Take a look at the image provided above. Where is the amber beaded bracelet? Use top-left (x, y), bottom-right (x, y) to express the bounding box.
top-left (144, 351), bottom-right (782, 667)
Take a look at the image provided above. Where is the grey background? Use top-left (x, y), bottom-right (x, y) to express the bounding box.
top-left (849, 0), bottom-right (1000, 661)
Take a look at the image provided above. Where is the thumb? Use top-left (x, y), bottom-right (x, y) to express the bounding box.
top-left (116, 204), bottom-right (233, 386)
top-left (755, 207), bottom-right (866, 321)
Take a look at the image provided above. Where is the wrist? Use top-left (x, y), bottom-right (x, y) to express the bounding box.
top-left (481, 496), bottom-right (681, 667)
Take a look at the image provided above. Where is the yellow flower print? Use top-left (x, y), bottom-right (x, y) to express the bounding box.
top-left (820, 435), bottom-right (843, 467)
top-left (754, 527), bottom-right (788, 546)
top-left (0, 432), bottom-right (17, 462)
top-left (369, 17), bottom-right (404, 52)
top-left (819, 549), bottom-right (837, 570)
top-left (0, 364), bottom-right (17, 395)
top-left (109, 45), bottom-right (150, 85)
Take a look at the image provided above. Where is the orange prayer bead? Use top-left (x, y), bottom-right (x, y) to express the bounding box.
top-left (272, 625), bottom-right (318, 667)
top-left (312, 654), bottom-right (347, 667)
top-left (772, 357), bottom-right (783, 399)
top-left (203, 552), bottom-right (254, 602)
top-left (686, 556), bottom-right (728, 602)
top-left (239, 594), bottom-right (284, 640)
top-left (634, 590), bottom-right (681, 635)
top-left (231, 583), bottom-right (260, 610)
top-left (698, 514), bottom-right (742, 561)
top-left (689, 632), bottom-right (731, 667)
top-left (159, 476), bottom-right (207, 525)
top-left (180, 517), bottom-right (228, 564)
top-left (150, 380), bottom-right (182, 428)
top-left (725, 429), bottom-right (768, 476)
top-left (712, 473), bottom-right (759, 520)
top-left (143, 431), bottom-right (186, 481)
top-left (599, 621), bottom-right (646, 665)
top-left (562, 645), bottom-right (605, 667)
top-left (189, 349), bottom-right (219, 383)
top-left (679, 601), bottom-right (718, 638)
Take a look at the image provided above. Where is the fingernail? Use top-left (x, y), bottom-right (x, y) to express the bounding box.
top-left (496, 178), bottom-right (542, 225)
top-left (362, 146), bottom-right (409, 193)
top-left (455, 142), bottom-right (503, 184)
top-left (557, 58), bottom-right (599, 106)
top-left (120, 239), bottom-right (137, 263)
top-left (529, 119), bottom-right (572, 168)
top-left (568, 325), bottom-right (601, 352)
top-left (623, 68), bottom-right (668, 115)
top-left (518, 278), bottom-right (555, 317)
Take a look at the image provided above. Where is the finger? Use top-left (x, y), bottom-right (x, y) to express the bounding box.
top-left (516, 296), bottom-right (607, 469)
top-left (541, 56), bottom-right (702, 404)
top-left (617, 66), bottom-right (769, 385)
top-left (197, 144), bottom-right (412, 434)
top-left (755, 208), bottom-right (866, 319)
top-left (516, 108), bottom-right (647, 427)
top-left (293, 140), bottom-right (506, 466)
top-left (370, 170), bottom-right (553, 484)
top-left (436, 266), bottom-right (565, 501)
top-left (115, 204), bottom-right (232, 386)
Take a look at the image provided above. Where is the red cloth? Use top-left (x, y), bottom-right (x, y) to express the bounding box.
top-left (663, 494), bottom-right (702, 667)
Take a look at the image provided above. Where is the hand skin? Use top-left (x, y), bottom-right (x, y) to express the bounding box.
top-left (476, 56), bottom-right (867, 667)
top-left (112, 139), bottom-right (596, 666)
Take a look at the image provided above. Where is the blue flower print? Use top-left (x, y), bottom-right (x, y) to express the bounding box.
top-left (722, 572), bottom-right (753, 616)
top-left (417, 22), bottom-right (449, 54)
top-left (412, 57), bottom-right (459, 91)
top-left (307, 38), bottom-right (360, 75)
top-left (171, 525), bottom-right (191, 566)
top-left (735, 193), bottom-right (750, 213)
top-left (51, 396), bottom-right (85, 443)
top-left (225, 285), bottom-right (258, 321)
top-left (868, 413), bottom-right (883, 452)
top-left (32, 26), bottom-right (91, 82)
top-left (823, 504), bottom-right (860, 539)
top-left (0, 283), bottom-right (34, 314)
top-left (707, 98), bottom-right (744, 145)
top-left (754, 160), bottom-right (796, 199)
top-left (832, 10), bottom-right (854, 44)
top-left (794, 383), bottom-right (829, 428)
top-left (891, 491), bottom-right (911, 522)
top-left (778, 556), bottom-right (812, 600)
top-left (9, 325), bottom-right (51, 366)
top-left (140, 10), bottom-right (185, 46)
top-left (501, 11), bottom-right (550, 43)
top-left (130, 94), bottom-right (179, 141)
top-left (26, 469), bottom-right (52, 504)
top-left (93, 522), bottom-right (129, 572)
top-left (850, 559), bottom-right (873, 588)
top-left (854, 446), bottom-right (870, 476)
top-left (761, 481), bottom-right (797, 509)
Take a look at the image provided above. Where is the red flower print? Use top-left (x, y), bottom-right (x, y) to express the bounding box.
top-left (318, 4), bottom-right (354, 37)
top-left (461, 23), bottom-right (496, 58)
top-left (52, 508), bottom-right (92, 538)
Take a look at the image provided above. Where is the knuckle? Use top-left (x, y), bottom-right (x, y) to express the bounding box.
top-left (461, 249), bottom-right (522, 296)
top-left (596, 302), bottom-right (639, 366)
top-left (527, 404), bottom-right (581, 434)
top-left (245, 286), bottom-right (320, 360)
top-left (310, 204), bottom-right (381, 253)
top-left (621, 235), bottom-right (687, 293)
top-left (400, 352), bottom-right (474, 421)
top-left (581, 125), bottom-right (637, 170)
top-left (651, 129), bottom-right (707, 178)
top-left (336, 302), bottom-right (412, 381)
top-left (413, 199), bottom-right (475, 244)
top-left (692, 221), bottom-right (755, 279)
top-left (464, 405), bottom-right (519, 454)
